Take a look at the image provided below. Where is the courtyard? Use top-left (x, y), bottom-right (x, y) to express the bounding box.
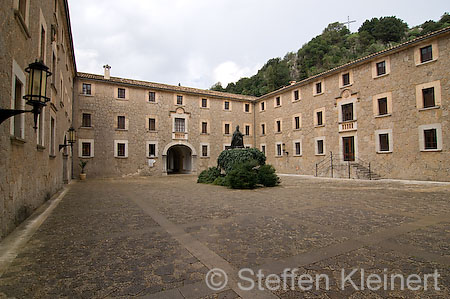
top-left (0, 175), bottom-right (449, 298)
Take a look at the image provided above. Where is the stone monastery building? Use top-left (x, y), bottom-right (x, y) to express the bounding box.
top-left (0, 0), bottom-right (449, 240)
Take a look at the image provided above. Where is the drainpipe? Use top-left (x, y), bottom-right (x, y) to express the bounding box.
top-left (253, 100), bottom-right (256, 148)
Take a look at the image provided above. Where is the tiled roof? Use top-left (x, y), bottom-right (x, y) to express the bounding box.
top-left (77, 72), bottom-right (256, 101)
top-left (258, 26), bottom-right (450, 100)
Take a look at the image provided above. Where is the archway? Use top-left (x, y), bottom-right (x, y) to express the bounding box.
top-left (166, 145), bottom-right (192, 174)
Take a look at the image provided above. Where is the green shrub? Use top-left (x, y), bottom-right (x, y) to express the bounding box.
top-left (197, 167), bottom-right (220, 184)
top-left (212, 176), bottom-right (228, 186)
top-left (257, 164), bottom-right (280, 187)
top-left (217, 148), bottom-right (266, 173)
top-left (225, 160), bottom-right (258, 189)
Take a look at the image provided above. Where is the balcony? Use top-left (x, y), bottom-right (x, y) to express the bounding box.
top-left (172, 132), bottom-right (188, 140)
top-left (339, 120), bottom-right (357, 132)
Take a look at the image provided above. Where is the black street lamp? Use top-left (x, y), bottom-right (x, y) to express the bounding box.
top-left (0, 60), bottom-right (52, 129)
top-left (59, 126), bottom-right (77, 179)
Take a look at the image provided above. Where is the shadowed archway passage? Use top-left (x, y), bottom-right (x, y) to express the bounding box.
top-left (166, 145), bottom-right (192, 174)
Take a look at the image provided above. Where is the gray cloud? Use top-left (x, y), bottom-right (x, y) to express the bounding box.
top-left (69, 0), bottom-right (448, 89)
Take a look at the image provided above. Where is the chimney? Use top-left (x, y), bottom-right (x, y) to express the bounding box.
top-left (103, 64), bottom-right (111, 79)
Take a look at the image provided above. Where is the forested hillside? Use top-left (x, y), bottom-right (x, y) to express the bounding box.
top-left (211, 13), bottom-right (450, 96)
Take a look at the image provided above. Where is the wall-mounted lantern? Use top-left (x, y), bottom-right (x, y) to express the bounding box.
top-left (59, 126), bottom-right (77, 179)
top-left (0, 60), bottom-right (52, 129)
top-left (282, 143), bottom-right (289, 156)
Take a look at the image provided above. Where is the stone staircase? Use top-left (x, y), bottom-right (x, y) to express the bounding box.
top-left (351, 162), bottom-right (382, 180)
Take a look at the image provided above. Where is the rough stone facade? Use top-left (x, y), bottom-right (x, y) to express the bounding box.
top-left (0, 0), bottom-right (76, 241)
top-left (256, 29), bottom-right (449, 181)
top-left (73, 73), bottom-right (255, 177)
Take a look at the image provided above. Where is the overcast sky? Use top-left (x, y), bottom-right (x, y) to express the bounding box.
top-left (68, 0), bottom-right (448, 89)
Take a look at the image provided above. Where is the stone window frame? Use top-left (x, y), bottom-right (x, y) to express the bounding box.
top-left (38, 10), bottom-right (48, 64)
top-left (10, 60), bottom-right (26, 140)
top-left (200, 143), bottom-right (210, 158)
top-left (260, 101), bottom-right (266, 112)
top-left (81, 112), bottom-right (92, 128)
top-left (371, 56), bottom-right (391, 79)
top-left (78, 139), bottom-right (94, 158)
top-left (14, 0), bottom-right (31, 38)
top-left (116, 115), bottom-right (128, 131)
top-left (199, 97), bottom-right (209, 109)
top-left (313, 80), bottom-right (325, 96)
top-left (200, 120), bottom-right (209, 135)
top-left (274, 95), bottom-right (282, 108)
top-left (260, 122), bottom-right (266, 136)
top-left (414, 40), bottom-right (439, 66)
top-left (293, 139), bottom-right (302, 157)
top-left (375, 129), bottom-right (393, 154)
top-left (372, 92), bottom-right (392, 118)
top-left (415, 80), bottom-right (441, 110)
top-left (274, 118), bottom-right (282, 134)
top-left (315, 136), bottom-right (326, 156)
top-left (260, 144), bottom-right (266, 155)
top-left (243, 102), bottom-right (251, 113)
top-left (146, 116), bottom-right (157, 132)
top-left (49, 113), bottom-right (56, 157)
top-left (81, 83), bottom-right (92, 95)
top-left (338, 98), bottom-right (357, 123)
top-left (146, 141), bottom-right (158, 158)
top-left (292, 89), bottom-right (301, 102)
top-left (313, 107), bottom-right (326, 127)
top-left (115, 86), bottom-right (129, 100)
top-left (114, 140), bottom-right (128, 158)
top-left (174, 94), bottom-right (184, 106)
top-left (223, 100), bottom-right (232, 111)
top-left (148, 91), bottom-right (157, 103)
top-left (339, 70), bottom-right (353, 88)
top-left (243, 123), bottom-right (252, 136)
top-left (223, 121), bottom-right (232, 135)
top-left (418, 123), bottom-right (442, 152)
top-left (275, 142), bottom-right (283, 157)
top-left (292, 113), bottom-right (302, 130)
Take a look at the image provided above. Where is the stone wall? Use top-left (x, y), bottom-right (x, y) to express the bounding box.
top-left (0, 0), bottom-right (76, 241)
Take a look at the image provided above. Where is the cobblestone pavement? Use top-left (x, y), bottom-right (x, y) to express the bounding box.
top-left (0, 175), bottom-right (449, 298)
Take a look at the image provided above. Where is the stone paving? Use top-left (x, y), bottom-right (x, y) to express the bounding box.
top-left (0, 175), bottom-right (449, 298)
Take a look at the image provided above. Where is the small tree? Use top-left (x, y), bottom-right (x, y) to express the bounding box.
top-left (79, 160), bottom-right (88, 174)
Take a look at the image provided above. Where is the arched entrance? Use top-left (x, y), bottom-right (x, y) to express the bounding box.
top-left (167, 145), bottom-right (192, 174)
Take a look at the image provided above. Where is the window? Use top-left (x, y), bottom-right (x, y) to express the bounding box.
top-left (149, 91), bottom-right (156, 102)
top-left (117, 116), bottom-right (126, 130)
top-left (261, 123), bottom-right (265, 135)
top-left (224, 123), bottom-right (230, 135)
top-left (177, 95), bottom-right (183, 105)
top-left (420, 45), bottom-right (432, 63)
top-left (149, 118), bottom-right (156, 131)
top-left (379, 134), bottom-right (390, 152)
top-left (275, 96), bottom-right (281, 107)
top-left (341, 103), bottom-right (353, 122)
top-left (317, 111), bottom-right (323, 126)
top-left (40, 26), bottom-right (46, 61)
top-left (50, 117), bottom-right (55, 156)
top-left (224, 101), bottom-right (230, 110)
top-left (424, 129), bottom-right (437, 150)
top-left (293, 90), bottom-right (300, 101)
top-left (378, 98), bottom-right (388, 115)
top-left (276, 143), bottom-right (282, 156)
top-left (376, 61), bottom-right (386, 76)
top-left (82, 83), bottom-right (91, 95)
top-left (317, 140), bottom-right (324, 155)
top-left (117, 143), bottom-right (126, 157)
top-left (342, 73), bottom-right (350, 86)
top-left (202, 145), bottom-right (208, 157)
top-left (82, 113), bottom-right (91, 127)
top-left (276, 120), bottom-right (281, 133)
top-left (261, 145), bottom-right (266, 155)
top-left (316, 82), bottom-right (322, 94)
top-left (148, 143), bottom-right (156, 157)
top-left (175, 118), bottom-right (185, 132)
top-left (201, 98), bottom-right (207, 108)
top-left (260, 101), bottom-right (265, 111)
top-left (118, 88), bottom-right (125, 99)
top-left (37, 108), bottom-right (45, 146)
top-left (82, 142), bottom-right (91, 157)
top-left (18, 0), bottom-right (27, 19)
top-left (244, 103), bottom-right (250, 113)
top-left (245, 125), bottom-right (250, 136)
top-left (422, 87), bottom-right (435, 108)
top-left (294, 116), bottom-right (300, 130)
top-left (295, 142), bottom-right (301, 156)
top-left (12, 77), bottom-right (24, 138)
top-left (201, 122), bottom-right (208, 134)
top-left (52, 53), bottom-right (56, 86)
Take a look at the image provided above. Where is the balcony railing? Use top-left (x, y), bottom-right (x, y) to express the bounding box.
top-left (173, 132), bottom-right (188, 140)
top-left (339, 120), bottom-right (357, 132)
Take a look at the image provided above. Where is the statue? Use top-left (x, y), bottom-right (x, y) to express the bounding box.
top-left (230, 125), bottom-right (244, 149)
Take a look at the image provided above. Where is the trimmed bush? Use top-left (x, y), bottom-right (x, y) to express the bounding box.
top-left (257, 164), bottom-right (280, 187)
top-left (225, 160), bottom-right (258, 189)
top-left (197, 167), bottom-right (220, 184)
top-left (217, 148), bottom-right (266, 173)
top-left (212, 176), bottom-right (227, 186)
